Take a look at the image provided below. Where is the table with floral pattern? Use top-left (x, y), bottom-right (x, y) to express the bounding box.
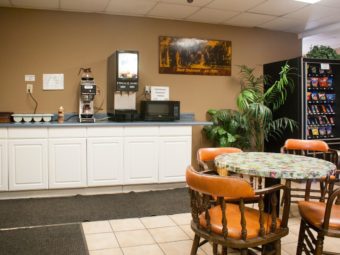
top-left (215, 152), bottom-right (336, 180)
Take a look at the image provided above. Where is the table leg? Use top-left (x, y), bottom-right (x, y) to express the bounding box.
top-left (264, 178), bottom-right (281, 214)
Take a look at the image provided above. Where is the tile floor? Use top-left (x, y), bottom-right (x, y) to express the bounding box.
top-left (82, 203), bottom-right (339, 255)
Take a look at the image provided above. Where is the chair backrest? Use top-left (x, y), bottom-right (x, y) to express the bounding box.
top-left (281, 139), bottom-right (338, 166)
top-left (197, 147), bottom-right (242, 162)
top-left (186, 165), bottom-right (255, 199)
top-left (283, 139), bottom-right (329, 152)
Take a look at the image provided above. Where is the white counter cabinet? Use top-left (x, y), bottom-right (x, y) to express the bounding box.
top-left (1, 125), bottom-right (193, 195)
top-left (8, 128), bottom-right (48, 191)
top-left (87, 127), bottom-right (124, 186)
top-left (48, 128), bottom-right (87, 189)
top-left (0, 129), bottom-right (8, 191)
top-left (159, 127), bottom-right (192, 183)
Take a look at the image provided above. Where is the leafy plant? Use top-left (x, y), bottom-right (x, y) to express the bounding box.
top-left (237, 63), bottom-right (298, 151)
top-left (203, 109), bottom-right (251, 149)
top-left (306, 45), bottom-right (340, 59)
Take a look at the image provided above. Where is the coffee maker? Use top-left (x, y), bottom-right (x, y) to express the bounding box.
top-left (79, 68), bottom-right (96, 123)
top-left (107, 50), bottom-right (139, 121)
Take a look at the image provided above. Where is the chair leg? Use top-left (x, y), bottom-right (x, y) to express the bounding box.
top-left (296, 219), bottom-right (306, 255)
top-left (222, 246), bottom-right (228, 255)
top-left (241, 249), bottom-right (248, 255)
top-left (315, 233), bottom-right (324, 255)
top-left (212, 243), bottom-right (218, 255)
top-left (190, 234), bottom-right (200, 255)
top-left (274, 240), bottom-right (281, 255)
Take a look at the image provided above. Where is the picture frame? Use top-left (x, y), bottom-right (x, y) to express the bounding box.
top-left (159, 36), bottom-right (232, 76)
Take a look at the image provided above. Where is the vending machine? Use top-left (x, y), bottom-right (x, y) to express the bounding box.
top-left (264, 57), bottom-right (340, 152)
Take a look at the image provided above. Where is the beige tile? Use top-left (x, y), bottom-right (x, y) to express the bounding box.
top-left (89, 248), bottom-right (123, 255)
top-left (140, 215), bottom-right (176, 228)
top-left (115, 229), bottom-right (155, 247)
top-left (288, 223), bottom-right (301, 236)
top-left (179, 224), bottom-right (195, 239)
top-left (324, 236), bottom-right (339, 253)
top-left (288, 216), bottom-right (301, 226)
top-left (159, 240), bottom-right (206, 255)
top-left (282, 230), bottom-right (299, 244)
top-left (122, 244), bottom-right (164, 255)
top-left (86, 233), bottom-right (119, 251)
top-left (169, 213), bottom-right (191, 225)
top-left (282, 242), bottom-right (298, 255)
top-left (149, 226), bottom-right (190, 243)
top-left (82, 221), bottom-right (112, 234)
top-left (109, 218), bottom-right (145, 232)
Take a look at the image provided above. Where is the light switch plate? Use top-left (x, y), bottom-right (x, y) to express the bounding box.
top-left (25, 74), bottom-right (35, 82)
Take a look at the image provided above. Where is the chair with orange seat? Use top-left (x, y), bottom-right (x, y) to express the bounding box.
top-left (186, 166), bottom-right (290, 255)
top-left (197, 147), bottom-right (242, 172)
top-left (197, 147), bottom-right (262, 189)
top-left (281, 139), bottom-right (338, 203)
top-left (296, 171), bottom-right (340, 255)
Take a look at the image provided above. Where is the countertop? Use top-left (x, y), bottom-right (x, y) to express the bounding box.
top-left (0, 113), bottom-right (212, 128)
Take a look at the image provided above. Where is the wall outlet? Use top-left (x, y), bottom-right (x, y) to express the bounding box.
top-left (26, 84), bottom-right (33, 94)
top-left (145, 86), bottom-right (151, 94)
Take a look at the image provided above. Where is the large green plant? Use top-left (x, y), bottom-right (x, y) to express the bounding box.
top-left (203, 109), bottom-right (251, 149)
top-left (237, 63), bottom-right (297, 151)
top-left (306, 45), bottom-right (340, 59)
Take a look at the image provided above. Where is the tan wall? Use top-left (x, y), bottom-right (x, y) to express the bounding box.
top-left (0, 8), bottom-right (302, 165)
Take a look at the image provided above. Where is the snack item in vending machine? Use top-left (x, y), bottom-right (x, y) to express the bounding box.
top-left (307, 92), bottom-right (311, 101)
top-left (312, 127), bottom-right (319, 136)
top-left (319, 77), bottom-right (328, 87)
top-left (311, 92), bottom-right (319, 101)
top-left (327, 76), bottom-right (333, 87)
top-left (311, 77), bottom-right (319, 87)
top-left (318, 92), bottom-right (326, 101)
top-left (319, 127), bottom-right (326, 136)
top-left (326, 94), bottom-right (335, 101)
top-left (326, 126), bottom-right (332, 135)
top-left (307, 77), bottom-right (311, 88)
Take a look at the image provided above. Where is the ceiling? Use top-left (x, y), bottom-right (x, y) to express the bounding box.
top-left (1, 0), bottom-right (340, 51)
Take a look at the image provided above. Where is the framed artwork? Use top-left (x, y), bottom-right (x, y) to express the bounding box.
top-left (159, 36), bottom-right (232, 76)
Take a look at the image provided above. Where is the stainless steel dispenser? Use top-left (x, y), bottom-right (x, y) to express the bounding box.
top-left (107, 50), bottom-right (139, 121)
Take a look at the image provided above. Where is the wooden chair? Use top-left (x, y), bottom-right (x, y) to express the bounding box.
top-left (197, 147), bottom-right (263, 189)
top-left (281, 139), bottom-right (338, 203)
top-left (296, 171), bottom-right (340, 255)
top-left (186, 166), bottom-right (290, 255)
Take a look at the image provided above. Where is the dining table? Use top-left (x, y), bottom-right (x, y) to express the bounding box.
top-left (214, 151), bottom-right (337, 212)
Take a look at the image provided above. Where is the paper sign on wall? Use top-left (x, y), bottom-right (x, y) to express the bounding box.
top-left (151, 86), bottom-right (169, 101)
top-left (43, 74), bottom-right (64, 90)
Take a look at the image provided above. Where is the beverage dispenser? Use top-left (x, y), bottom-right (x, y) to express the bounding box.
top-left (79, 68), bottom-right (96, 123)
top-left (107, 50), bottom-right (139, 121)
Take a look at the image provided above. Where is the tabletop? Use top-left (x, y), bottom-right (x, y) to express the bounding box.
top-left (214, 152), bottom-right (336, 180)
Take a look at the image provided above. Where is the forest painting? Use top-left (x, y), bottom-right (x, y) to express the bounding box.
top-left (159, 36), bottom-right (232, 76)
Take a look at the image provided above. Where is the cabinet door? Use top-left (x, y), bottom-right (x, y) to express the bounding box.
top-left (124, 137), bottom-right (159, 184)
top-left (49, 138), bottom-right (86, 189)
top-left (87, 137), bottom-right (123, 186)
top-left (159, 136), bottom-right (192, 183)
top-left (0, 140), bottom-right (8, 191)
top-left (9, 139), bottom-right (48, 191)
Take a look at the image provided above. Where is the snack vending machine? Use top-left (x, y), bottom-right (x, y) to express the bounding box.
top-left (264, 57), bottom-right (340, 152)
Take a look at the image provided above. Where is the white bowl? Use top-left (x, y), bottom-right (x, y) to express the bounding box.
top-left (13, 116), bottom-right (22, 122)
top-left (33, 116), bottom-right (42, 122)
top-left (23, 116), bottom-right (33, 122)
top-left (42, 116), bottom-right (52, 122)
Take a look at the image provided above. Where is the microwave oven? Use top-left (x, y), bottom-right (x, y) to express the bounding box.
top-left (140, 100), bottom-right (180, 121)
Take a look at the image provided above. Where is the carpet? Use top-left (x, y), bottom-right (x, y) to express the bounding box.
top-left (0, 224), bottom-right (88, 255)
top-left (0, 188), bottom-right (190, 229)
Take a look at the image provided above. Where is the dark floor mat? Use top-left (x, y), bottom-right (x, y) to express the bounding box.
top-left (0, 224), bottom-right (88, 255)
top-left (0, 188), bottom-right (190, 228)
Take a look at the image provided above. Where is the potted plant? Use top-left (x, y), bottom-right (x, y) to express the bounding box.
top-left (203, 109), bottom-right (251, 149)
top-left (306, 45), bottom-right (340, 59)
top-left (204, 63), bottom-right (297, 151)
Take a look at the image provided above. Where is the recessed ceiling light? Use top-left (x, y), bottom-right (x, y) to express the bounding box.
top-left (294, 0), bottom-right (321, 3)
